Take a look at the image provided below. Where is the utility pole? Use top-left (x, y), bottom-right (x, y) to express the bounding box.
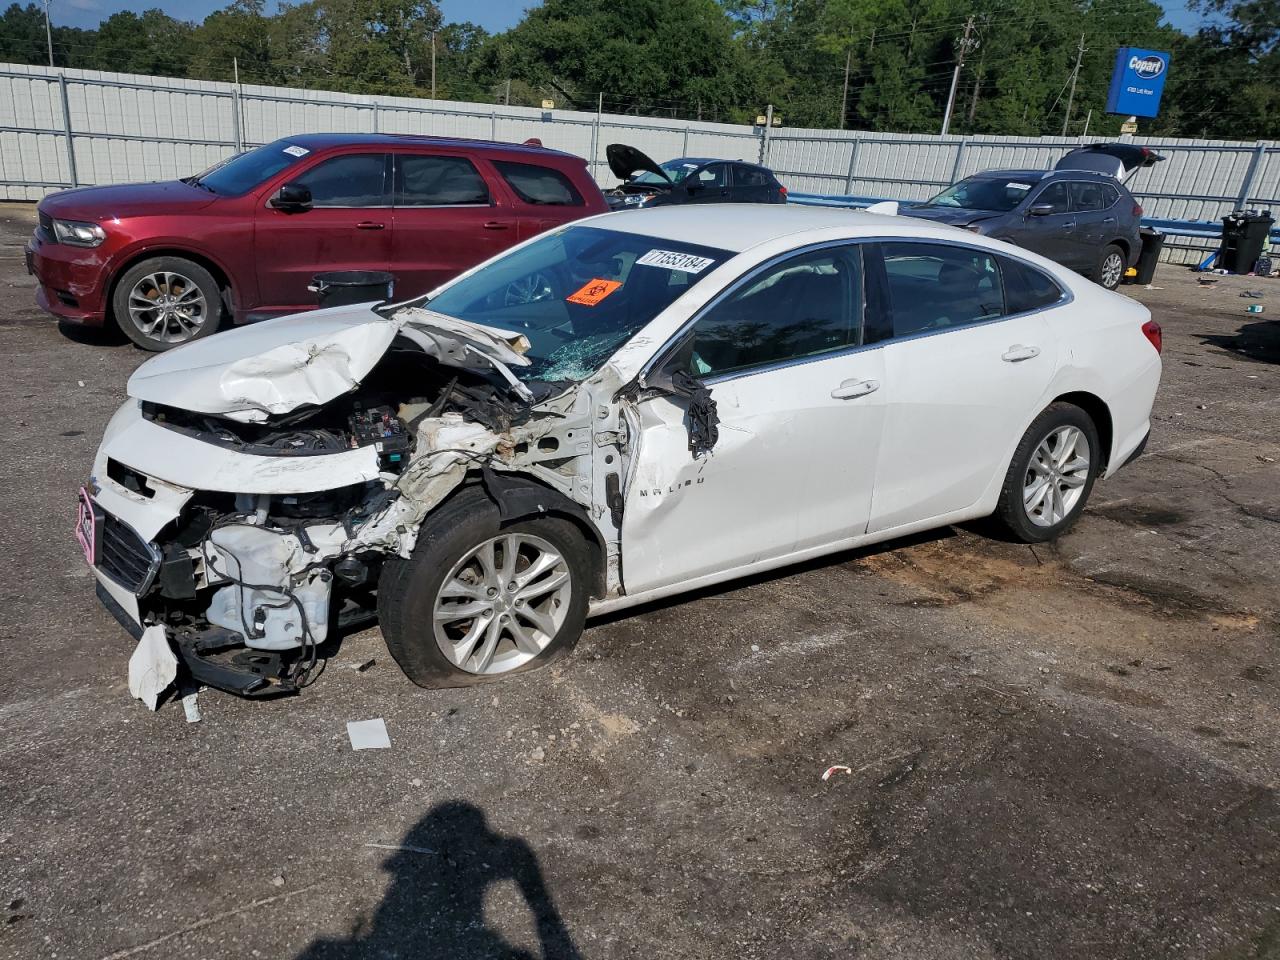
top-left (42, 0), bottom-right (53, 67)
top-left (430, 31), bottom-right (437, 99)
top-left (1062, 33), bottom-right (1086, 136)
top-left (839, 46), bottom-right (851, 130)
top-left (504, 78), bottom-right (511, 106)
top-left (940, 15), bottom-right (976, 136)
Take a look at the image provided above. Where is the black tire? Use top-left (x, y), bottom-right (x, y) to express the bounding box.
top-left (377, 487), bottom-right (592, 688)
top-left (1094, 243), bottom-right (1126, 291)
top-left (111, 256), bottom-right (223, 351)
top-left (993, 402), bottom-right (1101, 543)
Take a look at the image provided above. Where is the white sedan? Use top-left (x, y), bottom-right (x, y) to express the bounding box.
top-left (81, 206), bottom-right (1162, 697)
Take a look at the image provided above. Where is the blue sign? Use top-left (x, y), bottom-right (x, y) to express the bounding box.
top-left (1106, 47), bottom-right (1170, 118)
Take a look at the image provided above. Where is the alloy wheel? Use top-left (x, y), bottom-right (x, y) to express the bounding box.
top-left (127, 271), bottom-right (208, 344)
top-left (432, 533), bottom-right (572, 675)
top-left (1100, 252), bottom-right (1124, 289)
top-left (1023, 425), bottom-right (1091, 527)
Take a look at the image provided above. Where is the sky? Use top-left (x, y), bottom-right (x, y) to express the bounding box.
top-left (48, 0), bottom-right (1205, 38)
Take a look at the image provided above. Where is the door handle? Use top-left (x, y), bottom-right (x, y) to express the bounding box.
top-left (1002, 345), bottom-right (1041, 362)
top-left (483, 220), bottom-right (510, 230)
top-left (355, 221), bottom-right (385, 230)
top-left (1062, 221), bottom-right (1076, 229)
top-left (1102, 216), bottom-right (1117, 224)
top-left (831, 378), bottom-right (880, 400)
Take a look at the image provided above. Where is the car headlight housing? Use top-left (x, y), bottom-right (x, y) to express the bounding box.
top-left (623, 194), bottom-right (654, 207)
top-left (52, 218), bottom-right (106, 247)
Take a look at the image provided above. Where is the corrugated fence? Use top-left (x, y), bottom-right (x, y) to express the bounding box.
top-left (2, 61), bottom-right (1277, 264)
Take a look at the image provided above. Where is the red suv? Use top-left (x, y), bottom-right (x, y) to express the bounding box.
top-left (27, 134), bottom-right (609, 350)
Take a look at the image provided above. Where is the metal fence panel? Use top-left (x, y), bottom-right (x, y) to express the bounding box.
top-left (1, 61), bottom-right (1277, 265)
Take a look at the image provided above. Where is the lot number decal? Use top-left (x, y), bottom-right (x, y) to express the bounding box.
top-left (636, 249), bottom-right (715, 273)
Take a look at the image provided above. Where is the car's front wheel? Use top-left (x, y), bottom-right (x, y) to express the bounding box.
top-left (1094, 244), bottom-right (1126, 290)
top-left (378, 488), bottom-right (591, 687)
top-left (112, 256), bottom-right (222, 351)
top-left (994, 403), bottom-right (1101, 542)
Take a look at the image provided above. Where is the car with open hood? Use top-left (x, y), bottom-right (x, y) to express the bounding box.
top-left (80, 205), bottom-right (1161, 702)
top-left (905, 143), bottom-right (1165, 289)
top-left (605, 144), bottom-right (786, 210)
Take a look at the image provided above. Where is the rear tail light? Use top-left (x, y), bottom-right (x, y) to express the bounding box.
top-left (1142, 319), bottom-right (1162, 354)
top-left (1133, 203), bottom-right (1143, 217)
top-left (779, 185), bottom-right (788, 197)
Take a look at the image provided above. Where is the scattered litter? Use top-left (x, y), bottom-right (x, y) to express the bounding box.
top-left (270, 875), bottom-right (285, 888)
top-left (347, 718), bottom-right (390, 750)
top-left (1197, 404), bottom-right (1208, 410)
top-left (1240, 290), bottom-right (1264, 298)
top-left (1246, 304), bottom-right (1265, 314)
top-left (750, 644), bottom-right (760, 653)
top-left (364, 842), bottom-right (434, 856)
top-left (1257, 456), bottom-right (1276, 463)
top-left (76, 380), bottom-right (85, 387)
top-left (351, 658), bottom-right (376, 672)
top-left (1143, 285), bottom-right (1163, 290)
top-left (1197, 276), bottom-right (1219, 285)
top-left (127, 625), bottom-right (177, 711)
top-left (181, 691), bottom-right (202, 724)
top-left (410, 778), bottom-right (423, 787)
top-left (822, 765), bottom-right (853, 781)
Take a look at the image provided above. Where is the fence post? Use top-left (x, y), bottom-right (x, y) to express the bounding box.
top-left (682, 122), bottom-right (689, 156)
top-left (760, 104), bottom-right (773, 165)
top-left (371, 103), bottom-right (379, 133)
top-left (592, 93), bottom-right (603, 181)
top-left (230, 84), bottom-right (244, 152)
top-left (56, 74), bottom-right (78, 188)
top-left (1235, 141), bottom-right (1268, 209)
top-left (490, 109), bottom-right (497, 140)
top-left (843, 134), bottom-right (861, 195)
top-left (949, 138), bottom-right (967, 184)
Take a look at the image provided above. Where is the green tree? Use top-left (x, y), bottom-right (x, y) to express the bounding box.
top-left (89, 9), bottom-right (196, 76)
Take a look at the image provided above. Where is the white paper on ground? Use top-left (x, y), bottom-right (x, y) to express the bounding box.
top-left (128, 625), bottom-right (177, 711)
top-left (347, 718), bottom-right (391, 750)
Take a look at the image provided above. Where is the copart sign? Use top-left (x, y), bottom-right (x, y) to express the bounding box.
top-left (1105, 46), bottom-right (1171, 119)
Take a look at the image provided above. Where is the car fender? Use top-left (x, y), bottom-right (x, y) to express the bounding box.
top-left (103, 237), bottom-right (246, 314)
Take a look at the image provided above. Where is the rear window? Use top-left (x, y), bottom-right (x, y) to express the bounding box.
top-left (1001, 257), bottom-right (1065, 314)
top-left (397, 155), bottom-right (490, 206)
top-left (493, 160), bottom-right (584, 206)
top-left (734, 165), bottom-right (772, 187)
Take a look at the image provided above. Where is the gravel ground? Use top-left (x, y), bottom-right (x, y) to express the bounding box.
top-left (1, 201), bottom-right (1277, 960)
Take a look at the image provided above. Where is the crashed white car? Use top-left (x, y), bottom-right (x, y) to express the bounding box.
top-left (80, 206), bottom-right (1162, 697)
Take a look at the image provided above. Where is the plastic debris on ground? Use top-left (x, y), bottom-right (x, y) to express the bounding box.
top-left (351, 658), bottom-right (376, 672)
top-left (181, 691), bottom-right (202, 723)
top-left (347, 718), bottom-right (391, 750)
top-left (127, 625), bottom-right (177, 711)
top-left (822, 764), bottom-right (853, 782)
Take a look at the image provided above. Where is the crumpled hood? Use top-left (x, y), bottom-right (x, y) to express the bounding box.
top-left (903, 205), bottom-right (998, 228)
top-left (127, 302), bottom-right (532, 423)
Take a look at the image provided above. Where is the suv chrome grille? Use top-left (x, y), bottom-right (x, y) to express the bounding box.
top-left (98, 512), bottom-right (161, 595)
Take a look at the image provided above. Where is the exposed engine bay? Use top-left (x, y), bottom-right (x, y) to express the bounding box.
top-left (95, 326), bottom-right (632, 698)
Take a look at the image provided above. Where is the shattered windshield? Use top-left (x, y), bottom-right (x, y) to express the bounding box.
top-left (426, 226), bottom-right (732, 382)
top-left (924, 176), bottom-right (1038, 212)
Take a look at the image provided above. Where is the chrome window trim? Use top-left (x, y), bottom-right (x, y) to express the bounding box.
top-left (640, 235), bottom-right (1073, 389)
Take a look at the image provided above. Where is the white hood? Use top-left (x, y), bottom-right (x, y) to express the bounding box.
top-left (127, 303), bottom-right (533, 423)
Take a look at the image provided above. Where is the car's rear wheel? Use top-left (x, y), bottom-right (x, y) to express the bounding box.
top-left (994, 403), bottom-right (1101, 543)
top-left (378, 487), bottom-right (591, 688)
top-left (1094, 244), bottom-right (1126, 291)
top-left (112, 256), bottom-right (222, 351)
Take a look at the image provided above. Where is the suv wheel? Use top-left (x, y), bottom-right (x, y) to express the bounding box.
top-left (1094, 244), bottom-right (1126, 291)
top-left (378, 487), bottom-right (591, 688)
top-left (994, 402), bottom-right (1101, 543)
top-left (112, 256), bottom-right (222, 351)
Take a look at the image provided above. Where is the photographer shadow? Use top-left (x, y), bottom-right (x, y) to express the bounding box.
top-left (297, 801), bottom-right (581, 960)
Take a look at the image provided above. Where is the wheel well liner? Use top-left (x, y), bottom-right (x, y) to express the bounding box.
top-left (1053, 391), bottom-right (1113, 469)
top-left (460, 470), bottom-right (609, 599)
top-left (106, 248), bottom-right (234, 328)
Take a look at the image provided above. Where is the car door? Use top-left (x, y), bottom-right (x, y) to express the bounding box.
top-left (731, 164), bottom-right (773, 203)
top-left (620, 244), bottom-right (887, 595)
top-left (1068, 180), bottom-right (1110, 258)
top-left (1016, 181), bottom-right (1079, 267)
top-left (866, 241), bottom-right (1062, 534)
top-left (253, 151), bottom-right (392, 312)
top-left (684, 163), bottom-right (732, 204)
top-left (389, 151), bottom-right (514, 300)
top-left (489, 158), bottom-right (592, 242)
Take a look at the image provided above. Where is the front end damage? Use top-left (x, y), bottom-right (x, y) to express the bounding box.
top-left (85, 305), bottom-right (629, 699)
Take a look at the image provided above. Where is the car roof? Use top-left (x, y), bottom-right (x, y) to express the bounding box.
top-left (973, 167), bottom-right (1124, 185)
top-left (276, 132), bottom-right (583, 162)
top-left (971, 169), bottom-right (1048, 181)
top-left (588, 204), bottom-right (931, 253)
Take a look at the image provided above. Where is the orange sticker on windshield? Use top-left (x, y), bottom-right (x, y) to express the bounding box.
top-left (567, 279), bottom-right (621, 306)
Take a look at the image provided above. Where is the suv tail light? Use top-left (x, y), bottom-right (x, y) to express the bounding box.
top-left (1142, 319), bottom-right (1162, 354)
top-left (779, 185), bottom-right (788, 198)
top-left (1133, 202), bottom-right (1143, 217)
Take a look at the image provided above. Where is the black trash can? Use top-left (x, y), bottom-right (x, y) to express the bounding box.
top-left (309, 270), bottom-right (395, 309)
top-left (1219, 210), bottom-right (1275, 274)
top-left (1132, 227), bottom-right (1164, 285)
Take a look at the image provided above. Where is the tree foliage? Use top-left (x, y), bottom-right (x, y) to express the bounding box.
top-left (0, 0), bottom-right (1274, 137)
